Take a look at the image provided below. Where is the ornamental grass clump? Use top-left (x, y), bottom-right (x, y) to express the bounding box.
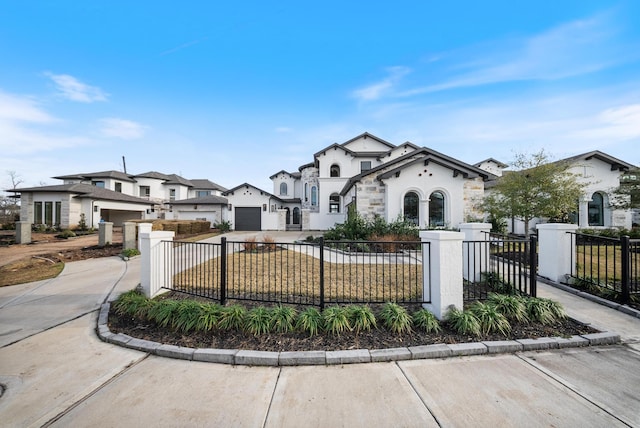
top-left (347, 305), bottom-right (376, 333)
top-left (412, 308), bottom-right (441, 333)
top-left (218, 304), bottom-right (247, 330)
top-left (173, 300), bottom-right (204, 332)
top-left (526, 297), bottom-right (566, 325)
top-left (322, 306), bottom-right (352, 335)
top-left (148, 299), bottom-right (181, 328)
top-left (487, 293), bottom-right (528, 323)
top-left (245, 307), bottom-right (273, 335)
top-left (196, 303), bottom-right (223, 332)
top-left (113, 289), bottom-right (153, 318)
top-left (446, 307), bottom-right (481, 336)
top-left (379, 302), bottom-right (412, 334)
top-left (470, 302), bottom-right (511, 335)
top-left (296, 307), bottom-right (323, 337)
top-left (271, 304), bottom-right (297, 333)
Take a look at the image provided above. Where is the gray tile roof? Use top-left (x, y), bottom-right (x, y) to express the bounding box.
top-left (189, 179), bottom-right (228, 192)
top-left (52, 170), bottom-right (136, 182)
top-left (12, 183), bottom-right (153, 205)
top-left (170, 195), bottom-right (229, 205)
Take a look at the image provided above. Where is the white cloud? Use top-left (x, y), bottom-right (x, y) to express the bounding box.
top-left (351, 66), bottom-right (411, 102)
top-left (275, 126), bottom-right (293, 133)
top-left (0, 91), bottom-right (54, 123)
top-left (99, 118), bottom-right (147, 139)
top-left (45, 72), bottom-right (109, 103)
top-left (569, 104), bottom-right (640, 142)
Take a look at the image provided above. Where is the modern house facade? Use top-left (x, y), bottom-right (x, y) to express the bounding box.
top-left (9, 132), bottom-right (638, 233)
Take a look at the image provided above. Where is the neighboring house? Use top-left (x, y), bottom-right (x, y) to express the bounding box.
top-left (477, 150), bottom-right (637, 234)
top-left (11, 170), bottom-right (228, 229)
top-left (224, 132), bottom-right (494, 231)
top-left (13, 183), bottom-right (153, 229)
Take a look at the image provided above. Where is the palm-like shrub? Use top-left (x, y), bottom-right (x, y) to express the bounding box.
top-left (297, 307), bottom-right (323, 337)
top-left (526, 297), bottom-right (566, 324)
top-left (446, 307), bottom-right (481, 336)
top-left (271, 304), bottom-right (297, 333)
top-left (470, 302), bottom-right (511, 335)
top-left (487, 293), bottom-right (528, 323)
top-left (379, 302), bottom-right (412, 334)
top-left (412, 309), bottom-right (441, 333)
top-left (245, 307), bottom-right (273, 335)
top-left (323, 306), bottom-right (352, 335)
top-left (113, 289), bottom-right (152, 318)
top-left (348, 305), bottom-right (376, 333)
top-left (148, 299), bottom-right (181, 328)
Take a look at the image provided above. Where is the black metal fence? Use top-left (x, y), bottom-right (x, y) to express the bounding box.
top-left (568, 233), bottom-right (639, 306)
top-left (166, 237), bottom-right (428, 309)
top-left (463, 233), bottom-right (538, 302)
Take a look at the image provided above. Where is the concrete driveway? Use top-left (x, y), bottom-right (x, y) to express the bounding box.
top-left (1, 254), bottom-right (640, 427)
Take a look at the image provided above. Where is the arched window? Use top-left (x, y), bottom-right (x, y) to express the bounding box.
top-left (311, 186), bottom-right (317, 206)
top-left (279, 182), bottom-right (287, 196)
top-left (429, 191), bottom-right (445, 227)
top-left (293, 207), bottom-right (300, 224)
top-left (329, 193), bottom-right (340, 213)
top-left (304, 183), bottom-right (309, 201)
top-left (588, 192), bottom-right (604, 226)
top-left (330, 164), bottom-right (340, 177)
top-left (404, 192), bottom-right (419, 225)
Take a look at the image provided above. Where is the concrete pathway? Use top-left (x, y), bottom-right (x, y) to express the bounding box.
top-left (1, 245), bottom-right (640, 427)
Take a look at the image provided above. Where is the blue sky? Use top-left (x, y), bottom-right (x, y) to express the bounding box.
top-left (1, 1), bottom-right (639, 193)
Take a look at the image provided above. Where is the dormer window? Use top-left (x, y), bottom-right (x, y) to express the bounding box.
top-left (280, 182), bottom-right (288, 196)
top-left (330, 164), bottom-right (340, 177)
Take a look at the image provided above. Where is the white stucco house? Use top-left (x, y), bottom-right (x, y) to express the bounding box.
top-left (482, 150), bottom-right (637, 235)
top-left (223, 132), bottom-right (494, 231)
top-left (11, 170), bottom-right (228, 229)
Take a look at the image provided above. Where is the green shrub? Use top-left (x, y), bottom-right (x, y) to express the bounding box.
top-left (56, 229), bottom-right (76, 239)
top-left (469, 302), bottom-right (511, 335)
top-left (412, 309), bottom-right (441, 333)
top-left (214, 220), bottom-right (232, 233)
top-left (446, 307), bottom-right (481, 336)
top-left (525, 297), bottom-right (566, 325)
top-left (196, 303), bottom-right (223, 332)
top-left (173, 300), bottom-right (204, 332)
top-left (121, 248), bottom-right (140, 258)
top-left (487, 293), bottom-right (528, 323)
top-left (271, 304), bottom-right (297, 333)
top-left (218, 305), bottom-right (247, 330)
top-left (245, 307), bottom-right (273, 335)
top-left (322, 306), bottom-right (352, 335)
top-left (379, 302), bottom-right (412, 334)
top-left (482, 272), bottom-right (515, 295)
top-left (348, 305), bottom-right (376, 333)
top-left (113, 289), bottom-right (150, 317)
top-left (148, 299), bottom-right (181, 328)
top-left (296, 307), bottom-right (323, 336)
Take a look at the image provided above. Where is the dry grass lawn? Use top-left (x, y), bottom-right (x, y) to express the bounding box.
top-left (0, 257), bottom-right (64, 287)
top-left (173, 248), bottom-right (423, 302)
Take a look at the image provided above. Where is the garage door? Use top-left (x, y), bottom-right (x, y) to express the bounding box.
top-left (235, 207), bottom-right (262, 231)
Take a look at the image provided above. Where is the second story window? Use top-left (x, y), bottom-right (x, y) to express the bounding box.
top-left (330, 164), bottom-right (340, 177)
top-left (196, 190), bottom-right (210, 197)
top-left (329, 193), bottom-right (340, 213)
top-left (311, 186), bottom-right (317, 206)
top-left (115, 182), bottom-right (122, 193)
top-left (140, 186), bottom-right (150, 197)
top-left (92, 181), bottom-right (105, 188)
top-left (170, 189), bottom-right (176, 201)
top-left (280, 182), bottom-right (288, 196)
top-left (360, 161), bottom-right (372, 173)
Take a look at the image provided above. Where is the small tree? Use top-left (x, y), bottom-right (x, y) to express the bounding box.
top-left (479, 150), bottom-right (586, 237)
top-left (609, 169), bottom-right (640, 211)
top-left (78, 213), bottom-right (88, 231)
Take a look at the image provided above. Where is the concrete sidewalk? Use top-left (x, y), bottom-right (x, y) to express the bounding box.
top-left (1, 253), bottom-right (640, 427)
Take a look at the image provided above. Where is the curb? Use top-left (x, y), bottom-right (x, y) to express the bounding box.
top-left (96, 303), bottom-right (621, 366)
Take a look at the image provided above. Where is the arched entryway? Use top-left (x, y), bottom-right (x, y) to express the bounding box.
top-left (403, 191), bottom-right (419, 225)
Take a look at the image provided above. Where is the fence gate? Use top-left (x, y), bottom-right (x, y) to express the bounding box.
top-left (463, 234), bottom-right (538, 302)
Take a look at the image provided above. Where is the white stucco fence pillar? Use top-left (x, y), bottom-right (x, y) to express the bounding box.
top-left (139, 224), bottom-right (175, 298)
top-left (138, 223), bottom-right (152, 250)
top-left (420, 230), bottom-right (465, 320)
top-left (459, 223), bottom-right (492, 282)
top-left (537, 223), bottom-right (578, 283)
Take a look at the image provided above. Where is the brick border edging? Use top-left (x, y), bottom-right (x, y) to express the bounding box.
top-left (96, 303), bottom-right (621, 366)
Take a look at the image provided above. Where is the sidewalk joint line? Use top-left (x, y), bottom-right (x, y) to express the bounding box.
top-left (262, 366), bottom-right (283, 428)
top-left (395, 361), bottom-right (443, 427)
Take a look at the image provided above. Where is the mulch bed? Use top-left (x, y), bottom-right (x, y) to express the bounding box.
top-left (41, 244), bottom-right (124, 262)
top-left (108, 309), bottom-right (597, 353)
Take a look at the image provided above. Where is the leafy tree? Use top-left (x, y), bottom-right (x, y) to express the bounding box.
top-left (609, 169), bottom-right (640, 210)
top-left (479, 150), bottom-right (586, 237)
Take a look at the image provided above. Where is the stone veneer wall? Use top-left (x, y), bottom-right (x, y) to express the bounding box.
top-left (300, 167), bottom-right (319, 212)
top-left (462, 177), bottom-right (485, 221)
top-left (356, 176), bottom-right (386, 220)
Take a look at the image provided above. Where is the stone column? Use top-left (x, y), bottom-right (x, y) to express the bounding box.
top-left (277, 209), bottom-right (287, 231)
top-left (122, 222), bottom-right (137, 250)
top-left (459, 223), bottom-right (491, 282)
top-left (537, 223), bottom-right (578, 283)
top-left (420, 230), bottom-right (464, 320)
top-left (578, 196), bottom-right (590, 228)
top-left (15, 221), bottom-right (32, 244)
top-left (140, 228), bottom-right (175, 298)
top-left (98, 222), bottom-right (113, 247)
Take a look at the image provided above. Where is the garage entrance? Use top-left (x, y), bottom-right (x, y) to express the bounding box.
top-left (234, 207), bottom-right (261, 231)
